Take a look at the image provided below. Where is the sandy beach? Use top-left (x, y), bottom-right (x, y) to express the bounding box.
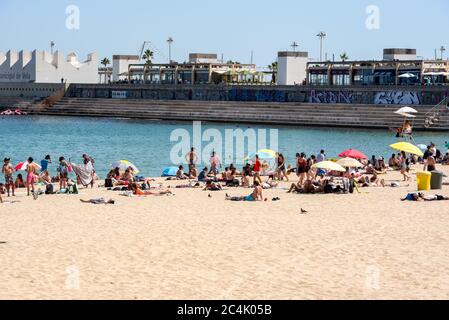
top-left (1, 165), bottom-right (449, 300)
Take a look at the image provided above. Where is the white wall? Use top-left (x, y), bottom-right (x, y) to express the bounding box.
top-left (0, 50), bottom-right (98, 83)
top-left (277, 52), bottom-right (308, 85)
top-left (112, 55), bottom-right (140, 82)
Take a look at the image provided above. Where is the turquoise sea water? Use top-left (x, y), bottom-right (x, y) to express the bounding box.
top-left (0, 116), bottom-right (447, 178)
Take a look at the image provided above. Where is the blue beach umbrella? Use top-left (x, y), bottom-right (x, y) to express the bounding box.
top-left (162, 166), bottom-right (178, 177)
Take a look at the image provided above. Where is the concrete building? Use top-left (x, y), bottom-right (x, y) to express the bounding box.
top-left (0, 50), bottom-right (98, 83)
top-left (112, 55), bottom-right (140, 82)
top-left (277, 51), bottom-right (309, 85)
top-left (383, 48), bottom-right (417, 61)
top-left (188, 53), bottom-right (218, 64)
top-left (307, 48), bottom-right (449, 86)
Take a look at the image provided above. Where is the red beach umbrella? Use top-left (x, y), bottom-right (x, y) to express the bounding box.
top-left (14, 161), bottom-right (41, 171)
top-left (338, 149), bottom-right (368, 159)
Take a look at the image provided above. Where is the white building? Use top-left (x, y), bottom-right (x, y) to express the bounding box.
top-left (277, 51), bottom-right (309, 85)
top-left (0, 50), bottom-right (98, 83)
top-left (112, 55), bottom-right (140, 82)
top-left (383, 48), bottom-right (417, 61)
top-left (188, 53), bottom-right (218, 64)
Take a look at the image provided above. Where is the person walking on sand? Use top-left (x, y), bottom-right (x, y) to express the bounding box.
top-left (399, 151), bottom-right (410, 181)
top-left (252, 154), bottom-right (262, 185)
top-left (2, 158), bottom-right (15, 197)
top-left (25, 157), bottom-right (38, 196)
top-left (209, 151), bottom-right (221, 177)
top-left (185, 147), bottom-right (198, 172)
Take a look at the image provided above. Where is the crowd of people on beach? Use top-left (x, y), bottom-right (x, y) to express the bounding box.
top-left (1, 142), bottom-right (448, 204)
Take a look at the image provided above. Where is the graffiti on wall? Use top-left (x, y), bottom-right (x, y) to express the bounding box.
top-left (374, 91), bottom-right (421, 105)
top-left (309, 90), bottom-right (354, 104)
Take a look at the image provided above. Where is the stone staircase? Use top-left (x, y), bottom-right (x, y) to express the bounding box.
top-left (28, 97), bottom-right (449, 130)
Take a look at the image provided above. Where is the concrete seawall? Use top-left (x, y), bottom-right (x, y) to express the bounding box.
top-left (25, 97), bottom-right (449, 131)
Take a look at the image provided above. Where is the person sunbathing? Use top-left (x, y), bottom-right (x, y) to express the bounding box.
top-left (401, 192), bottom-right (449, 201)
top-left (203, 180), bottom-right (223, 191)
top-left (80, 198), bottom-right (115, 204)
top-left (130, 183), bottom-right (172, 196)
top-left (226, 181), bottom-right (263, 201)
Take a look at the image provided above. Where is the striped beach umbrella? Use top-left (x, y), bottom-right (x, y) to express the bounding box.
top-left (14, 161), bottom-right (41, 171)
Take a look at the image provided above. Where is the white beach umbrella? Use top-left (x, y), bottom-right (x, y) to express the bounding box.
top-left (395, 106), bottom-right (418, 114)
top-left (398, 72), bottom-right (417, 78)
top-left (336, 157), bottom-right (363, 168)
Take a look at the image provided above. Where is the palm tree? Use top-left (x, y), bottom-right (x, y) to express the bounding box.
top-left (142, 49), bottom-right (154, 65)
top-left (340, 52), bottom-right (349, 62)
top-left (268, 61), bottom-right (278, 84)
top-left (101, 57), bottom-right (110, 83)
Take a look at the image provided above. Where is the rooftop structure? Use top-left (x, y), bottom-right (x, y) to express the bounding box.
top-left (0, 50), bottom-right (98, 83)
top-left (126, 61), bottom-right (263, 85)
top-left (307, 49), bottom-right (449, 86)
top-left (277, 51), bottom-right (309, 85)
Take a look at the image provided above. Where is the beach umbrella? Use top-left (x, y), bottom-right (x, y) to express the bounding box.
top-left (395, 106), bottom-right (418, 114)
top-left (244, 149), bottom-right (277, 161)
top-left (338, 149), bottom-right (368, 159)
top-left (312, 161), bottom-right (346, 172)
top-left (111, 160), bottom-right (140, 174)
top-left (336, 157), bottom-right (363, 168)
top-left (390, 142), bottom-right (424, 157)
top-left (14, 161), bottom-right (41, 171)
top-left (162, 166), bottom-right (178, 177)
top-left (398, 73), bottom-right (417, 78)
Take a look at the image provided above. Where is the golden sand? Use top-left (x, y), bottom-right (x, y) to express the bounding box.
top-left (1, 165), bottom-right (448, 300)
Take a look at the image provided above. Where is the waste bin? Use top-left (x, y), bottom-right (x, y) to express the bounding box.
top-left (416, 171), bottom-right (431, 191)
top-left (431, 171), bottom-right (444, 190)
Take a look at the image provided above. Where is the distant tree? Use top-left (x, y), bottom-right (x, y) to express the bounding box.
top-left (268, 61), bottom-right (278, 84)
top-left (101, 57), bottom-right (110, 83)
top-left (340, 52), bottom-right (349, 62)
top-left (142, 49), bottom-right (154, 65)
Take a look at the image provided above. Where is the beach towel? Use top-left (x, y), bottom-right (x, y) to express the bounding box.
top-left (71, 162), bottom-right (94, 187)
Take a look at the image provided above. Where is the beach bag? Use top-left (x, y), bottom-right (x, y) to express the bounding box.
top-left (45, 184), bottom-right (54, 194)
top-left (105, 178), bottom-right (113, 188)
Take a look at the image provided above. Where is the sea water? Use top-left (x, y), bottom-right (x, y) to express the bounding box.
top-left (0, 116), bottom-right (447, 178)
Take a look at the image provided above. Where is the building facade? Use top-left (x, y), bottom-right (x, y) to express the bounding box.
top-left (112, 55), bottom-right (140, 82)
top-left (0, 50), bottom-right (98, 84)
top-left (277, 51), bottom-right (309, 85)
top-left (307, 49), bottom-right (449, 86)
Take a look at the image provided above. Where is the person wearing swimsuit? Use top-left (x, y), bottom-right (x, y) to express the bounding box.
top-left (25, 157), bottom-right (37, 196)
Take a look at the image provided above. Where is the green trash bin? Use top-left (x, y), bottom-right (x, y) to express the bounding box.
top-left (431, 171), bottom-right (444, 190)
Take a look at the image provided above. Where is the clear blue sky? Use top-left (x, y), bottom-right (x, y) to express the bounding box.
top-left (1, 0), bottom-right (448, 67)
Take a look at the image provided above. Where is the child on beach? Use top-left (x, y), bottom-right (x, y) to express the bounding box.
top-left (15, 174), bottom-right (25, 188)
top-left (57, 156), bottom-right (69, 190)
top-left (40, 155), bottom-right (51, 173)
top-left (226, 181), bottom-right (263, 201)
top-left (2, 157), bottom-right (15, 197)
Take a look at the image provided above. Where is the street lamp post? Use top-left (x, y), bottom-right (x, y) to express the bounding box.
top-left (440, 46), bottom-right (446, 60)
top-left (167, 37), bottom-right (174, 63)
top-left (316, 31), bottom-right (326, 62)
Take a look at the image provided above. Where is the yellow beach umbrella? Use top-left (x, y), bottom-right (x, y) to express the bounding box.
top-left (389, 142), bottom-right (424, 157)
top-left (312, 161), bottom-right (346, 172)
top-left (111, 160), bottom-right (140, 174)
